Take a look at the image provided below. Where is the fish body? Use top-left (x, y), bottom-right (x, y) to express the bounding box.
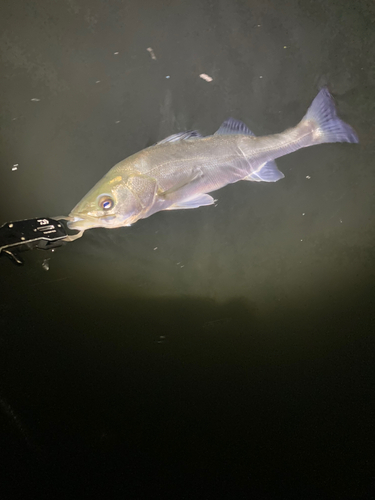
top-left (68, 88), bottom-right (358, 232)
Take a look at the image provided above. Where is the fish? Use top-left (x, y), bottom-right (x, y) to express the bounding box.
top-left (67, 88), bottom-right (358, 233)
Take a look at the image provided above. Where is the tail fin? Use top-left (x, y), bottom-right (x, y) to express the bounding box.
top-left (303, 88), bottom-right (359, 144)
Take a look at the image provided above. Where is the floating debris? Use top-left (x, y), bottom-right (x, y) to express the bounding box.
top-left (146, 47), bottom-right (157, 60)
top-left (199, 73), bottom-right (213, 82)
top-left (114, 51), bottom-right (119, 55)
top-left (153, 247), bottom-right (158, 250)
top-left (42, 259), bottom-right (50, 271)
top-left (115, 120), bottom-right (121, 124)
top-left (165, 75), bottom-right (170, 79)
top-left (95, 80), bottom-right (100, 84)
top-left (306, 175), bottom-right (311, 179)
top-left (31, 98), bottom-right (40, 102)
top-left (11, 166), bottom-right (17, 171)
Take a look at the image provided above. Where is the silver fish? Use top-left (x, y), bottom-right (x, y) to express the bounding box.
top-left (67, 88), bottom-right (358, 233)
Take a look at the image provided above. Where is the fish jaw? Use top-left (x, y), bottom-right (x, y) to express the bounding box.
top-left (67, 215), bottom-right (104, 231)
top-left (67, 211), bottom-right (137, 230)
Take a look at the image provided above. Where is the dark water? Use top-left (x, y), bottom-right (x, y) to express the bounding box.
top-left (1, 0), bottom-right (375, 498)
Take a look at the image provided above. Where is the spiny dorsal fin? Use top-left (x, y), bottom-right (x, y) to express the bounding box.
top-left (156, 130), bottom-right (203, 145)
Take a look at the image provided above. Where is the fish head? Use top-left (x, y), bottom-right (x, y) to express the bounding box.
top-left (67, 174), bottom-right (142, 231)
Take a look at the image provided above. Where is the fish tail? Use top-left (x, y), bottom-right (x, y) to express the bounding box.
top-left (302, 87), bottom-right (359, 145)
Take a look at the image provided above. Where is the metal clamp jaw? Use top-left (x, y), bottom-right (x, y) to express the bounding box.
top-left (0, 218), bottom-right (68, 265)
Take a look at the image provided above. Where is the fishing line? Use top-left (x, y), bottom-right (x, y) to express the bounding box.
top-left (0, 391), bottom-right (36, 452)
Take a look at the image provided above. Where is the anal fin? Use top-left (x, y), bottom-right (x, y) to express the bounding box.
top-left (244, 160), bottom-right (285, 182)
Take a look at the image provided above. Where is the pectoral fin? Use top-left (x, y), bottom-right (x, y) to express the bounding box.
top-left (166, 193), bottom-right (215, 210)
top-left (159, 168), bottom-right (204, 197)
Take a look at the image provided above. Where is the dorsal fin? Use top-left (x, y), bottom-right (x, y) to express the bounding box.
top-left (156, 130), bottom-right (202, 145)
top-left (214, 118), bottom-right (254, 136)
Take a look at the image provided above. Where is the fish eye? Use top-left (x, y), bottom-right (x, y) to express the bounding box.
top-left (98, 195), bottom-right (114, 211)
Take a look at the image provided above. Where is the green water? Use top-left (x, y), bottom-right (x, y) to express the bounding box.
top-left (1, 0), bottom-right (374, 497)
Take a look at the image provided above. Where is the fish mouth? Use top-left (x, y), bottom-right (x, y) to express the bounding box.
top-left (67, 213), bottom-right (117, 231)
top-left (67, 216), bottom-right (94, 231)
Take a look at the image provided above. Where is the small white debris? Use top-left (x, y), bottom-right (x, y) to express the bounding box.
top-left (160, 335), bottom-right (166, 339)
top-left (146, 47), bottom-right (157, 60)
top-left (13, 163), bottom-right (19, 167)
top-left (153, 247), bottom-right (158, 250)
top-left (199, 73), bottom-right (213, 82)
top-left (300, 239), bottom-right (303, 242)
top-left (96, 80), bottom-right (101, 84)
top-left (114, 51), bottom-right (119, 55)
top-left (256, 24), bottom-right (261, 27)
top-left (180, 265), bottom-right (184, 268)
top-left (42, 259), bottom-right (50, 271)
top-left (259, 76), bottom-right (263, 79)
top-left (302, 213), bottom-right (305, 216)
top-left (340, 219), bottom-right (343, 223)
top-left (115, 120), bottom-right (120, 124)
top-left (283, 46), bottom-right (287, 49)
top-left (176, 262), bottom-right (181, 265)
top-left (31, 98), bottom-right (40, 102)
top-left (165, 75), bottom-right (170, 79)
top-left (11, 166), bottom-right (17, 171)
top-left (306, 175), bottom-right (311, 179)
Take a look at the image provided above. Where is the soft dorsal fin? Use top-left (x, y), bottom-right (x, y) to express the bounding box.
top-left (156, 130), bottom-right (203, 145)
top-left (214, 118), bottom-right (255, 136)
